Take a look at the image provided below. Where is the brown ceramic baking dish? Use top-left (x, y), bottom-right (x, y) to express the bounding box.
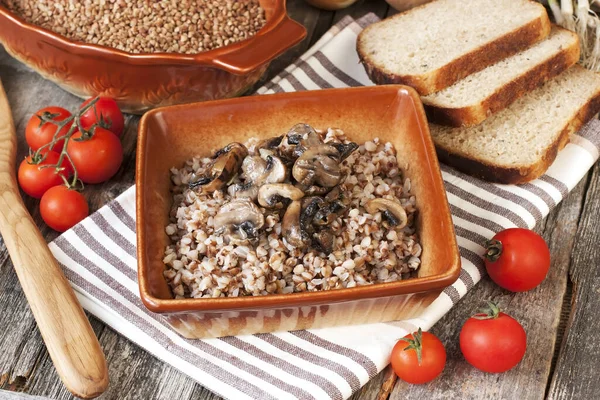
top-left (136, 85), bottom-right (461, 339)
top-left (0, 0), bottom-right (305, 114)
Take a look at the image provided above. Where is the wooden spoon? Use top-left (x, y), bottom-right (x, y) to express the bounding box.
top-left (0, 79), bottom-right (108, 397)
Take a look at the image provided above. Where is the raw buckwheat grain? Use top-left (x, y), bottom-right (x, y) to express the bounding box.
top-left (2, 0), bottom-right (267, 54)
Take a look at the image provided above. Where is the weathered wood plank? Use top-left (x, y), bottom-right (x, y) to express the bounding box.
top-left (250, 0), bottom-right (324, 93)
top-left (0, 54), bottom-right (221, 400)
top-left (1, 1), bottom-right (329, 399)
top-left (547, 162), bottom-right (600, 400)
top-left (0, 49), bottom-right (107, 399)
top-left (348, 366), bottom-right (394, 400)
top-left (0, 1), bottom-right (596, 399)
top-left (0, 389), bottom-right (48, 399)
top-left (389, 175), bottom-right (589, 400)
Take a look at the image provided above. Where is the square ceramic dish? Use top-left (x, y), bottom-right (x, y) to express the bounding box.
top-left (137, 85), bottom-right (461, 339)
top-left (0, 0), bottom-right (305, 114)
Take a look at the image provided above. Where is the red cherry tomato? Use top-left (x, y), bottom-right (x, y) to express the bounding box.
top-left (40, 186), bottom-right (89, 232)
top-left (484, 228), bottom-right (550, 292)
top-left (79, 97), bottom-right (125, 137)
top-left (390, 328), bottom-right (446, 384)
top-left (460, 302), bottom-right (527, 373)
top-left (25, 107), bottom-right (73, 152)
top-left (66, 127), bottom-right (123, 184)
top-left (17, 150), bottom-right (73, 199)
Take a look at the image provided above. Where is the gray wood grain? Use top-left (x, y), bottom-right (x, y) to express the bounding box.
top-left (0, 1), bottom-right (333, 399)
top-left (547, 162), bottom-right (600, 400)
top-left (389, 174), bottom-right (589, 400)
top-left (0, 0), bottom-right (598, 399)
top-left (0, 389), bottom-right (48, 399)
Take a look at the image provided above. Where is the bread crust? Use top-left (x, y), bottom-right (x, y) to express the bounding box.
top-left (423, 29), bottom-right (581, 127)
top-left (357, 1), bottom-right (551, 96)
top-left (434, 84), bottom-right (600, 184)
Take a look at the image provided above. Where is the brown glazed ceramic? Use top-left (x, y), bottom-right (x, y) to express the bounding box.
top-left (136, 85), bottom-right (461, 339)
top-left (0, 0), bottom-right (305, 114)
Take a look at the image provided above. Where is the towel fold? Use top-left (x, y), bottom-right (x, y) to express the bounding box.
top-left (49, 14), bottom-right (600, 400)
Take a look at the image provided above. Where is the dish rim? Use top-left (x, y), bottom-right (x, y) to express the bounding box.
top-left (0, 0), bottom-right (305, 74)
top-left (136, 85), bottom-right (461, 313)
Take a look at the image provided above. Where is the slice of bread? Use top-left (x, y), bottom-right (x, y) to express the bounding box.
top-left (422, 26), bottom-right (580, 127)
top-left (357, 0), bottom-right (551, 95)
top-left (430, 65), bottom-right (600, 184)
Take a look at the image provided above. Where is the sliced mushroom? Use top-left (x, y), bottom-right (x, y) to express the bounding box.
top-left (228, 181), bottom-right (259, 200)
top-left (300, 196), bottom-right (324, 232)
top-left (313, 201), bottom-right (346, 226)
top-left (189, 142), bottom-right (248, 192)
top-left (263, 155), bottom-right (287, 184)
top-left (241, 155), bottom-right (268, 182)
top-left (313, 207), bottom-right (336, 226)
top-left (309, 188), bottom-right (349, 227)
top-left (241, 153), bottom-right (286, 183)
top-left (332, 142), bottom-right (359, 161)
top-left (325, 186), bottom-right (351, 207)
top-left (312, 229), bottom-right (334, 254)
top-left (213, 199), bottom-right (265, 241)
top-left (235, 153), bottom-right (287, 201)
top-left (286, 123), bottom-right (321, 146)
top-left (282, 200), bottom-right (310, 249)
top-left (257, 184), bottom-right (304, 209)
top-left (303, 185), bottom-right (331, 196)
top-left (293, 144), bottom-right (342, 189)
top-left (298, 124), bottom-right (322, 146)
top-left (365, 198), bottom-right (408, 229)
top-left (278, 123), bottom-right (323, 162)
top-left (256, 135), bottom-right (283, 152)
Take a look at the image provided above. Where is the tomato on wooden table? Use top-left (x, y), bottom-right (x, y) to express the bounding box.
top-left (390, 328), bottom-right (446, 384)
top-left (40, 185), bottom-right (89, 232)
top-left (484, 228), bottom-right (551, 292)
top-left (67, 127), bottom-right (123, 184)
top-left (25, 106), bottom-right (73, 152)
top-left (79, 97), bottom-right (125, 137)
top-left (460, 302), bottom-right (527, 373)
top-left (17, 150), bottom-right (72, 199)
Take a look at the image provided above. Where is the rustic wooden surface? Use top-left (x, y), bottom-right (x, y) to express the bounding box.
top-left (0, 0), bottom-right (597, 399)
top-left (0, 80), bottom-right (108, 399)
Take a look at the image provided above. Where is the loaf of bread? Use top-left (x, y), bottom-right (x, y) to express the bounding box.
top-left (422, 26), bottom-right (580, 127)
top-left (430, 65), bottom-right (600, 184)
top-left (357, 0), bottom-right (551, 95)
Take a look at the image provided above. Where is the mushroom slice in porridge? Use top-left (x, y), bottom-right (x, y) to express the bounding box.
top-left (163, 125), bottom-right (421, 298)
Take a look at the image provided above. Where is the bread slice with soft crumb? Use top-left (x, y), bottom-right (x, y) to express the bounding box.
top-left (422, 26), bottom-right (580, 127)
top-left (357, 0), bottom-right (551, 95)
top-left (430, 65), bottom-right (600, 184)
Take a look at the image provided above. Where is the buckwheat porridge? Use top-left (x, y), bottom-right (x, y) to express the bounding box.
top-left (163, 124), bottom-right (422, 298)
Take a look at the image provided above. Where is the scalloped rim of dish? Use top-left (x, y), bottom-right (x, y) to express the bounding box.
top-left (0, 2), bottom-right (288, 64)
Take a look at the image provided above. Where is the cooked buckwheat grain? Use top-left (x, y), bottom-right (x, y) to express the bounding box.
top-left (163, 128), bottom-right (422, 298)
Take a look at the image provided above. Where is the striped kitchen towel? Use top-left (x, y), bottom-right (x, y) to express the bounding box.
top-left (49, 13), bottom-right (600, 400)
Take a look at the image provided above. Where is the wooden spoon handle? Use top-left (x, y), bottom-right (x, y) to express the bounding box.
top-left (0, 81), bottom-right (108, 398)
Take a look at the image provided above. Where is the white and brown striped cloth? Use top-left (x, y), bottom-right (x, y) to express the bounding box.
top-left (48, 14), bottom-right (600, 400)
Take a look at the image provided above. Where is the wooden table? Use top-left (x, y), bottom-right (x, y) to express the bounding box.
top-left (0, 1), bottom-right (598, 399)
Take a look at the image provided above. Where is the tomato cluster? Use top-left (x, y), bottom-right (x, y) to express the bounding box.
top-left (390, 228), bottom-right (550, 385)
top-left (18, 97), bottom-right (124, 232)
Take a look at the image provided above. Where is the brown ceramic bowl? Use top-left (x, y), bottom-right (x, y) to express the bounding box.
top-left (136, 85), bottom-right (460, 339)
top-left (0, 1), bottom-right (305, 114)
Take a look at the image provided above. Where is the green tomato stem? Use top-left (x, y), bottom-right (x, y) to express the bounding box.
top-left (399, 327), bottom-right (424, 365)
top-left (484, 239), bottom-right (503, 262)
